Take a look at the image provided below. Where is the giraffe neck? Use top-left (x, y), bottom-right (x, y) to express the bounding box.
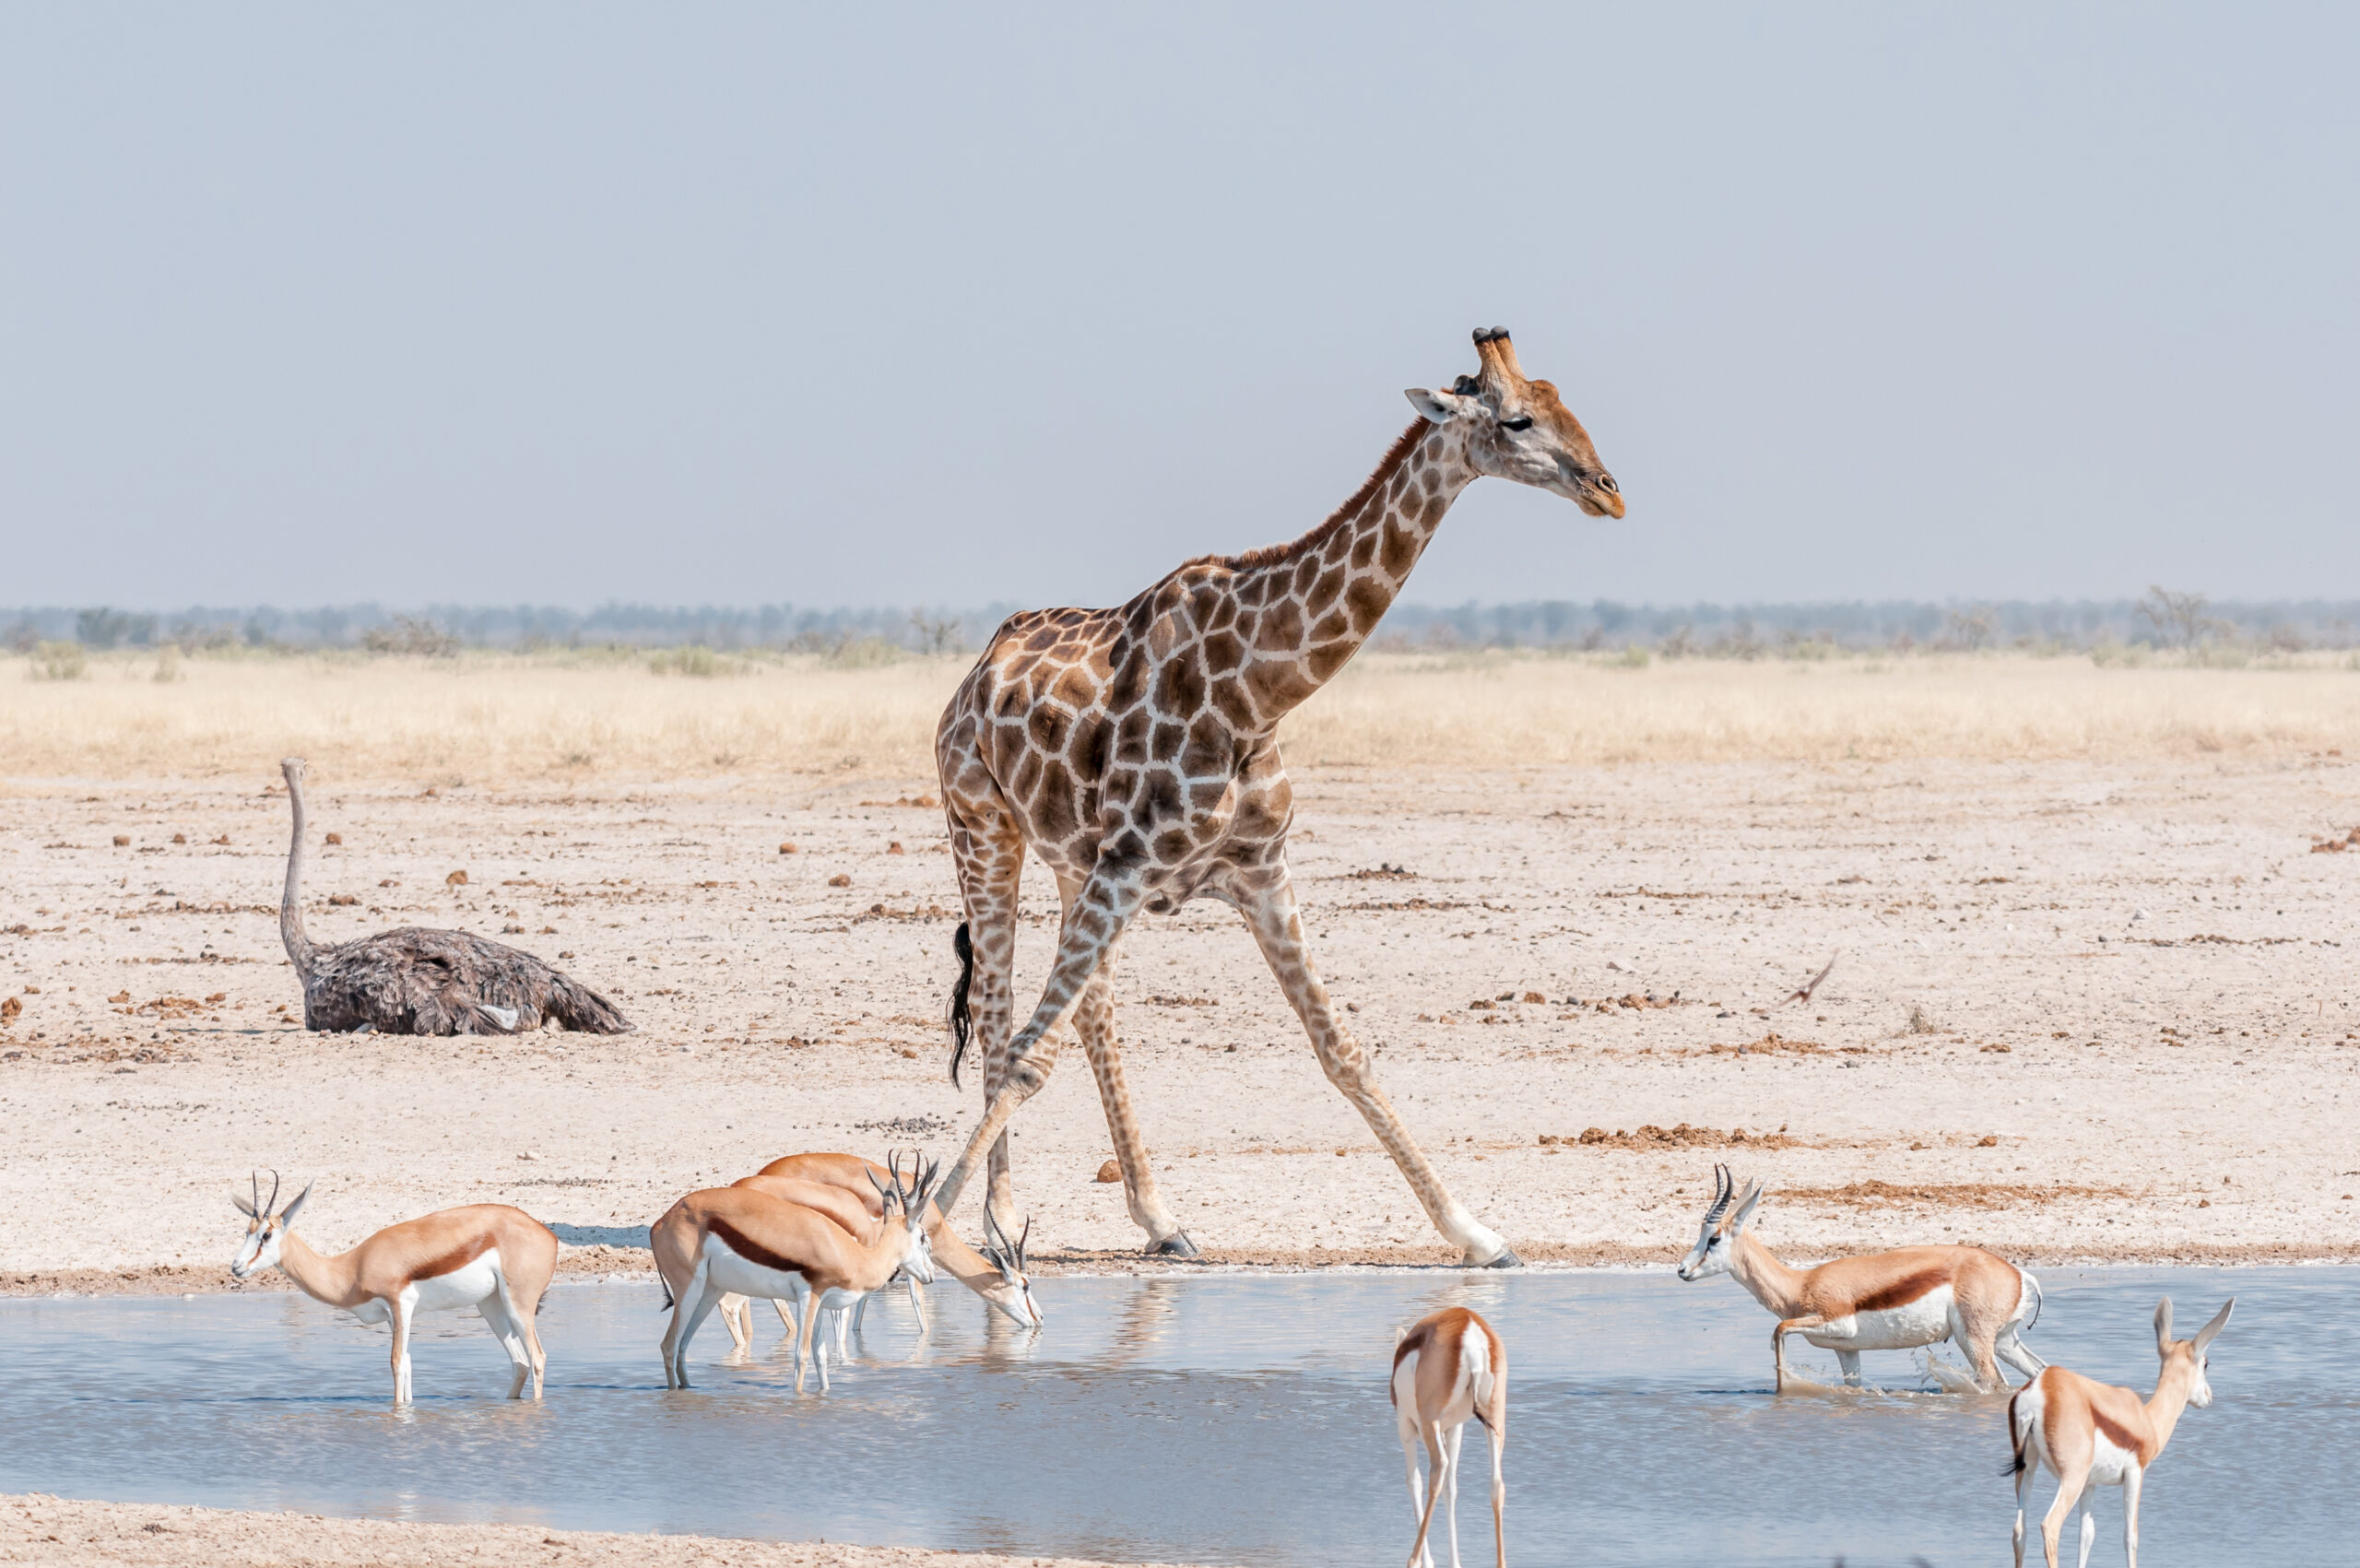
top-left (1221, 418), bottom-right (1478, 728)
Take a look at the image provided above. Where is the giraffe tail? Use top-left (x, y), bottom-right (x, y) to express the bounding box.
top-left (947, 921), bottom-right (975, 1088)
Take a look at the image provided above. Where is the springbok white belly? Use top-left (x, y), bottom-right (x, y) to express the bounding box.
top-left (1802, 1284), bottom-right (1957, 1351)
top-left (702, 1233), bottom-right (811, 1303)
top-left (347, 1249), bottom-right (505, 1324)
top-left (2085, 1430), bottom-right (2140, 1488)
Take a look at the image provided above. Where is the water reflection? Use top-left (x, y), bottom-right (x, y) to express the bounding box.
top-left (0, 1267), bottom-right (2348, 1568)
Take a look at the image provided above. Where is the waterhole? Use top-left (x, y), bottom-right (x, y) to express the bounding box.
top-left (1, 1267), bottom-right (2349, 1565)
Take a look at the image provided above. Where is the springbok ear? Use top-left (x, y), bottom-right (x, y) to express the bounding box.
top-left (1732, 1180), bottom-right (1767, 1231)
top-left (1405, 387), bottom-right (1472, 422)
top-left (277, 1179), bottom-right (315, 1227)
top-left (230, 1188), bottom-right (257, 1218)
top-left (2154, 1296), bottom-right (2176, 1353)
top-left (2193, 1297), bottom-right (2234, 1350)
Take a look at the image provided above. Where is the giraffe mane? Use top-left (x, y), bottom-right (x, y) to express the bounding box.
top-left (1186, 419), bottom-right (1433, 572)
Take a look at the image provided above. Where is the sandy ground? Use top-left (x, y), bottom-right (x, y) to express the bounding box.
top-left (0, 1495), bottom-right (1199, 1568)
top-left (3, 754), bottom-right (2356, 1293)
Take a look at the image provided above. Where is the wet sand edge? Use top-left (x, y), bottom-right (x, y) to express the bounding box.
top-left (3, 1492), bottom-right (1208, 1568)
top-left (9, 1238), bottom-right (2354, 1299)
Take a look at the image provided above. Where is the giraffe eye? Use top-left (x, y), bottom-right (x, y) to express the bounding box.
top-left (1501, 416), bottom-right (1533, 432)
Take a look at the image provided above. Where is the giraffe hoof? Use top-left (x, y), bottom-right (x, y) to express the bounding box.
top-left (1477, 1245), bottom-right (1523, 1268)
top-left (1146, 1232), bottom-right (1201, 1259)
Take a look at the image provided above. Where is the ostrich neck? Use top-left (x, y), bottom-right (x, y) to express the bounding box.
top-left (280, 776), bottom-right (316, 978)
top-left (1225, 419), bottom-right (1477, 727)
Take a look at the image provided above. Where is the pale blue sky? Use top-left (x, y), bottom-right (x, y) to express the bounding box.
top-left (4, 5), bottom-right (2353, 610)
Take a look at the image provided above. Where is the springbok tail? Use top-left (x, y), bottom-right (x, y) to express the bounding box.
top-left (2002, 1390), bottom-right (2032, 1477)
top-left (2019, 1267), bottom-right (2047, 1335)
top-left (947, 921), bottom-right (975, 1087)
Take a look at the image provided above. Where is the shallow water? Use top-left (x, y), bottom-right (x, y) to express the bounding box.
top-left (2, 1267), bottom-right (2350, 1566)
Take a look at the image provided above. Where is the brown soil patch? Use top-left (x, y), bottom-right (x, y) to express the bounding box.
top-left (1703, 1032), bottom-right (1865, 1056)
top-left (1548, 1122), bottom-right (1803, 1149)
top-left (1782, 1180), bottom-right (2134, 1209)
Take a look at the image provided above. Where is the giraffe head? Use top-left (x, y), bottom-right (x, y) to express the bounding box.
top-left (1407, 327), bottom-right (1624, 518)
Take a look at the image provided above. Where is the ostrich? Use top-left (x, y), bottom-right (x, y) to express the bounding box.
top-left (277, 757), bottom-right (630, 1035)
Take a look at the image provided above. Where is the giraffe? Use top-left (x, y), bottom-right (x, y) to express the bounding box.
top-left (933, 327), bottom-right (1623, 1264)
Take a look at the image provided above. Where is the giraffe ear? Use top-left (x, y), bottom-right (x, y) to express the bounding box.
top-left (1406, 387), bottom-right (1472, 421)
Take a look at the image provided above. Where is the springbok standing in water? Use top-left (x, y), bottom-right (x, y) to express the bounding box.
top-left (1391, 1306), bottom-right (1507, 1568)
top-left (228, 1172), bottom-right (556, 1403)
top-left (1677, 1165), bottom-right (2045, 1392)
top-left (720, 1150), bottom-right (1044, 1338)
top-left (2007, 1296), bottom-right (2233, 1568)
top-left (714, 1173), bottom-right (889, 1358)
top-left (652, 1154), bottom-right (939, 1392)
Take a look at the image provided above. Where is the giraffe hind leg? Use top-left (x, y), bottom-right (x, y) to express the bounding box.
top-left (944, 791), bottom-right (1024, 1228)
top-left (935, 867), bottom-right (1145, 1218)
top-left (1060, 882), bottom-right (1192, 1255)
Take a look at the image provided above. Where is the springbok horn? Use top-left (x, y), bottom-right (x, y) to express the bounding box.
top-left (266, 1170), bottom-right (281, 1218)
top-left (1702, 1163), bottom-right (1734, 1225)
top-left (250, 1171), bottom-right (261, 1217)
top-left (1016, 1216), bottom-right (1032, 1270)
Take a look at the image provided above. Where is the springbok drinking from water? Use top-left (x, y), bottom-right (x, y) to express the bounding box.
top-left (2007, 1296), bottom-right (2233, 1568)
top-left (228, 1172), bottom-right (556, 1403)
top-left (751, 1150), bottom-right (1044, 1329)
top-left (714, 1152), bottom-right (1043, 1350)
top-left (1392, 1306), bottom-right (1506, 1568)
top-left (652, 1153), bottom-right (939, 1392)
top-left (1677, 1165), bottom-right (2046, 1392)
top-left (714, 1173), bottom-right (893, 1361)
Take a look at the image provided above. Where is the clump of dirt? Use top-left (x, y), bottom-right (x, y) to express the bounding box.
top-left (1341, 863), bottom-right (1416, 879)
top-left (1782, 1179), bottom-right (2131, 1209)
top-left (852, 1113), bottom-right (950, 1137)
top-left (851, 901), bottom-right (951, 924)
top-left (2309, 827), bottom-right (2357, 853)
top-left (1547, 1122), bottom-right (1802, 1149)
top-left (1585, 992), bottom-right (1693, 1012)
top-left (1145, 994), bottom-right (1217, 1007)
top-left (1705, 1032), bottom-right (1863, 1056)
top-left (129, 996), bottom-right (216, 1019)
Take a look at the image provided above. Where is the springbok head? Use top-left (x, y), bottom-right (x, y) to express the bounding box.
top-left (229, 1170), bottom-right (314, 1279)
top-left (2154, 1295), bottom-right (2235, 1408)
top-left (1404, 327), bottom-right (1625, 518)
top-left (1676, 1164), bottom-right (1766, 1282)
top-left (867, 1150), bottom-right (940, 1287)
top-left (981, 1208), bottom-right (1044, 1328)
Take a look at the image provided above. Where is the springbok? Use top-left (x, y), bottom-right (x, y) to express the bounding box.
top-left (747, 1150), bottom-right (1044, 1329)
top-left (652, 1154), bottom-right (939, 1392)
top-left (228, 1172), bottom-right (556, 1404)
top-left (1392, 1306), bottom-right (1507, 1568)
top-left (1677, 1165), bottom-right (2046, 1392)
top-left (2007, 1297), bottom-right (2233, 1568)
top-left (714, 1173), bottom-right (892, 1358)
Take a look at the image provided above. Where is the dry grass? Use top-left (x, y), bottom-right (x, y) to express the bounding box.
top-left (1, 647), bottom-right (2354, 784)
top-left (1288, 649), bottom-right (2360, 767)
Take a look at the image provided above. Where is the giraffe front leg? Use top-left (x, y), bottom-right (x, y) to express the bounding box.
top-left (935, 869), bottom-right (1147, 1218)
top-left (1235, 870), bottom-right (1516, 1267)
top-left (1062, 910), bottom-right (1192, 1256)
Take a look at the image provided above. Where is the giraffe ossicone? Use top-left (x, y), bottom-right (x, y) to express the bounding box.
top-left (932, 326), bottom-right (1623, 1265)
